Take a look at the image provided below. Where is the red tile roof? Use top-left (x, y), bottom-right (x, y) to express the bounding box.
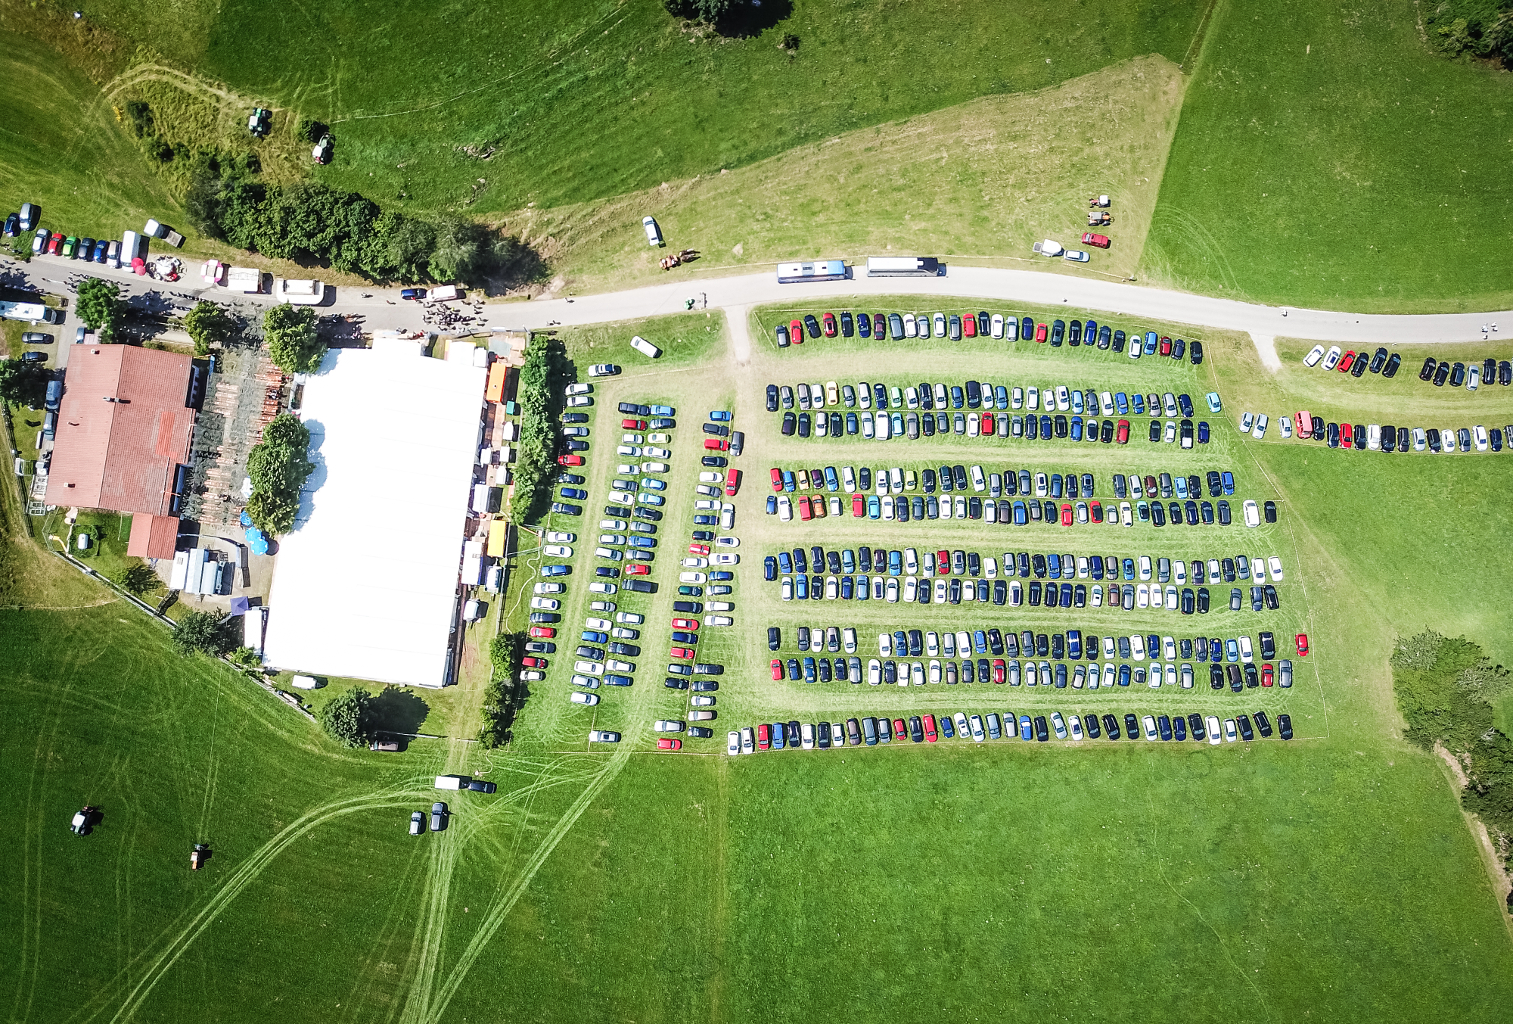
top-left (127, 513), bottom-right (180, 559)
top-left (46, 346), bottom-right (195, 515)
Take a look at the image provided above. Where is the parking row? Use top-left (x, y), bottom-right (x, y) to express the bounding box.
top-left (768, 547), bottom-right (1284, 586)
top-left (767, 381), bottom-right (1216, 421)
top-left (772, 311), bottom-right (1206, 366)
top-left (769, 491), bottom-right (1273, 528)
top-left (777, 624), bottom-right (1298, 664)
top-left (1281, 414), bottom-right (1512, 453)
top-left (723, 708), bottom-right (1291, 752)
top-left (769, 464), bottom-right (1243, 502)
top-left (778, 408), bottom-right (1213, 447)
top-left (769, 654), bottom-right (1296, 691)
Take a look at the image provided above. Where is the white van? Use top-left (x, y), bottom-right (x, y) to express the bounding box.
top-left (642, 216), bottom-right (663, 247)
top-left (430, 285), bottom-right (462, 301)
top-left (629, 335), bottom-right (661, 359)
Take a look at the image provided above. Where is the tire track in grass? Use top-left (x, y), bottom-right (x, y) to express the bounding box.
top-left (66, 786), bottom-right (424, 1024)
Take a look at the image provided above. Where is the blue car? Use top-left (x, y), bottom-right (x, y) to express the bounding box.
top-left (1144, 331), bottom-right (1159, 355)
top-left (940, 715), bottom-right (956, 739)
top-left (92, 239), bottom-right (109, 262)
top-left (1221, 471), bottom-right (1235, 495)
top-left (561, 487), bottom-right (587, 500)
top-left (1019, 715), bottom-right (1033, 741)
top-left (1198, 421), bottom-right (1210, 444)
top-left (1131, 393), bottom-right (1145, 415)
top-left (777, 551), bottom-right (792, 573)
top-left (888, 550), bottom-right (902, 575)
top-left (765, 494), bottom-right (777, 515)
top-left (581, 630), bottom-right (608, 643)
top-left (640, 477), bottom-right (665, 490)
top-left (1012, 500), bottom-right (1027, 524)
top-left (1114, 392), bottom-right (1129, 415)
top-left (1206, 392), bottom-right (1223, 413)
top-left (651, 405), bottom-right (675, 415)
top-left (709, 410), bottom-right (732, 422)
top-left (840, 576), bottom-right (854, 599)
top-left (824, 466), bottom-right (839, 491)
top-left (764, 556), bottom-right (777, 580)
top-left (796, 576), bottom-right (809, 599)
top-left (867, 495), bottom-right (881, 519)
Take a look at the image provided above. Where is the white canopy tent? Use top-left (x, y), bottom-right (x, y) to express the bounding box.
top-left (262, 344), bottom-right (487, 687)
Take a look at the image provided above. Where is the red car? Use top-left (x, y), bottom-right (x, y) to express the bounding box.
top-left (1116, 419), bottom-right (1130, 444)
top-left (770, 659), bottom-right (783, 680)
top-left (1340, 422), bottom-right (1353, 448)
top-left (522, 656), bottom-right (546, 669)
top-left (993, 659), bottom-right (1006, 683)
top-left (47, 232), bottom-right (62, 255)
top-left (703, 438), bottom-right (729, 451)
top-left (1035, 323), bottom-right (1048, 342)
top-left (1061, 503), bottom-right (1073, 526)
top-left (1159, 336), bottom-right (1172, 356)
top-left (528, 626), bottom-right (556, 639)
top-left (1338, 350), bottom-right (1355, 373)
top-left (671, 618), bottom-right (699, 630)
top-left (1261, 663), bottom-right (1274, 687)
top-left (852, 493), bottom-right (865, 517)
top-left (758, 724), bottom-right (771, 750)
top-left (936, 550), bottom-right (950, 574)
top-left (893, 717), bottom-right (907, 740)
top-left (789, 319), bottom-right (804, 345)
top-left (688, 544), bottom-right (710, 556)
top-left (923, 714), bottom-right (938, 742)
top-left (962, 314), bottom-right (976, 338)
top-left (621, 418), bottom-right (647, 430)
top-left (557, 454), bottom-right (584, 467)
top-left (624, 563), bottom-right (650, 576)
top-left (770, 467), bottom-right (784, 491)
top-left (1081, 232), bottom-right (1111, 248)
top-left (670, 646), bottom-right (695, 659)
top-left (822, 312), bottom-right (837, 337)
top-left (1295, 633), bottom-right (1310, 656)
top-left (725, 468), bottom-right (740, 496)
top-left (1090, 500), bottom-right (1103, 522)
top-left (797, 495), bottom-right (813, 521)
top-left (1295, 410), bottom-right (1313, 436)
top-left (979, 413), bottom-right (995, 436)
top-left (657, 738), bottom-right (681, 751)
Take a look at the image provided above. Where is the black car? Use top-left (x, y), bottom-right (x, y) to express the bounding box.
top-left (1278, 714), bottom-right (1293, 740)
top-left (1433, 362), bottom-right (1451, 387)
top-left (1253, 711), bottom-right (1273, 738)
top-left (1034, 716), bottom-right (1049, 742)
top-left (1449, 361), bottom-right (1466, 387)
top-left (781, 411), bottom-right (796, 436)
top-left (1264, 500), bottom-right (1277, 523)
top-left (796, 414), bottom-right (810, 438)
top-left (624, 579), bottom-right (657, 593)
top-left (1197, 587), bottom-right (1211, 613)
top-left (1368, 347), bottom-right (1388, 373)
top-left (1236, 714), bottom-right (1255, 741)
top-left (1122, 713), bottom-right (1139, 739)
top-left (665, 677), bottom-right (689, 690)
top-left (1190, 341), bottom-right (1204, 365)
top-left (1102, 714), bottom-right (1121, 739)
top-left (702, 455), bottom-right (727, 467)
top-left (1419, 357), bottom-right (1438, 382)
top-left (1382, 352), bottom-right (1401, 378)
top-left (803, 314), bottom-right (821, 338)
top-left (766, 384), bottom-right (779, 411)
top-left (1209, 664), bottom-right (1225, 690)
top-left (1353, 423), bottom-right (1366, 448)
top-left (1351, 353), bottom-right (1369, 378)
top-left (551, 502), bottom-right (582, 516)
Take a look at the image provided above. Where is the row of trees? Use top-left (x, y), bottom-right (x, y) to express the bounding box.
top-left (478, 632), bottom-right (521, 748)
top-left (187, 177), bottom-right (542, 288)
top-left (506, 338), bottom-right (570, 525)
top-left (245, 413), bottom-right (315, 536)
top-left (1392, 630), bottom-right (1513, 885)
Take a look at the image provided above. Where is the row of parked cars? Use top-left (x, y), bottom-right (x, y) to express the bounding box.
top-left (772, 310), bottom-right (1204, 364)
top-left (776, 624), bottom-right (1298, 662)
top-left (1285, 412), bottom-right (1510, 453)
top-left (772, 650), bottom-right (1296, 690)
top-left (770, 464), bottom-right (1244, 503)
top-left (769, 490), bottom-right (1272, 529)
top-left (1302, 345), bottom-right (1402, 377)
top-left (768, 381), bottom-right (1218, 419)
top-left (767, 547), bottom-right (1284, 585)
top-left (727, 708), bottom-right (1293, 751)
top-left (1416, 356), bottom-right (1511, 391)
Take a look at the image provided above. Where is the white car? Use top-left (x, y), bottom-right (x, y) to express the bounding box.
top-left (653, 720), bottom-right (685, 733)
top-left (1224, 719), bottom-right (1238, 743)
top-left (1468, 366), bottom-right (1481, 391)
top-left (1243, 499), bottom-right (1260, 528)
top-left (543, 544), bottom-right (572, 557)
top-left (1239, 636), bottom-right (1253, 662)
top-left (705, 615), bottom-right (734, 626)
top-left (565, 382), bottom-right (593, 396)
top-left (589, 582), bottom-right (617, 595)
top-left (534, 582), bottom-right (564, 595)
top-left (1321, 346), bottom-right (1342, 370)
top-left (1141, 715), bottom-right (1158, 741)
top-left (1207, 716), bottom-right (1222, 745)
top-left (781, 578), bottom-right (793, 600)
top-left (600, 519), bottom-right (627, 531)
top-left (969, 715), bottom-right (985, 742)
top-left (727, 732), bottom-right (740, 754)
top-left (643, 461), bottom-right (669, 472)
top-left (1027, 387), bottom-right (1040, 411)
top-left (1442, 427), bottom-right (1457, 453)
top-left (721, 504), bottom-right (735, 530)
top-left (868, 659), bottom-right (882, 685)
top-left (1279, 416), bottom-right (1293, 438)
top-left (574, 661), bottom-right (604, 676)
top-left (1268, 556), bottom-right (1284, 581)
top-left (1063, 249), bottom-right (1090, 263)
top-left (1303, 344), bottom-right (1325, 367)
top-left (679, 572), bottom-right (706, 584)
top-left (617, 445), bottom-right (641, 457)
top-left (546, 531), bottom-right (576, 543)
top-left (570, 692), bottom-right (599, 706)
top-left (691, 695), bottom-right (716, 707)
top-left (933, 313), bottom-right (947, 336)
top-left (712, 552), bottom-right (738, 566)
top-left (529, 597), bottom-right (559, 611)
top-left (777, 495), bottom-right (792, 521)
top-left (566, 396), bottom-right (593, 408)
top-left (991, 313), bottom-right (1004, 337)
top-left (682, 557), bottom-right (708, 568)
top-left (1139, 555), bottom-right (1152, 580)
top-left (1239, 412), bottom-right (1253, 433)
top-left (1252, 414), bottom-right (1268, 440)
top-left (699, 471), bottom-right (722, 484)
top-left (1475, 425), bottom-right (1490, 451)
top-left (693, 499), bottom-right (719, 511)
top-left (590, 730), bottom-right (621, 744)
top-left (714, 536), bottom-right (739, 548)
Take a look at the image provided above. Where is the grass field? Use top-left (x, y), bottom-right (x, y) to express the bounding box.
top-left (4, 292), bottom-right (1513, 1019)
top-left (1141, 0), bottom-right (1513, 313)
top-left (506, 56), bottom-right (1185, 293)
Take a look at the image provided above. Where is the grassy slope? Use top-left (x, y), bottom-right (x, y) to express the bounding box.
top-left (0, 27), bottom-right (181, 233)
top-left (67, 0), bottom-right (1204, 214)
top-left (511, 56), bottom-right (1185, 293)
top-left (1141, 0), bottom-right (1513, 313)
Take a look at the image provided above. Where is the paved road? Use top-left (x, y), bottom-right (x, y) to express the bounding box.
top-left (10, 255), bottom-right (1509, 373)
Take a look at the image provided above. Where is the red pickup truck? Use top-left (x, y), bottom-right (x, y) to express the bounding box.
top-left (1081, 232), bottom-right (1111, 249)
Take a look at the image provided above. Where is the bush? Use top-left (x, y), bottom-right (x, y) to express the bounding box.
top-left (170, 610), bottom-right (237, 657)
top-left (263, 304), bottom-right (325, 375)
top-left (245, 413), bottom-right (314, 536)
top-left (478, 633), bottom-right (521, 748)
top-left (0, 358), bottom-right (49, 408)
top-left (319, 687), bottom-right (373, 748)
top-left (109, 561), bottom-right (162, 597)
top-left (1426, 2), bottom-right (1513, 63)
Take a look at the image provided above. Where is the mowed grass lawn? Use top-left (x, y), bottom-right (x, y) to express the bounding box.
top-left (509, 56), bottom-right (1185, 293)
top-left (82, 0), bottom-right (1204, 214)
top-left (1142, 0), bottom-right (1513, 313)
top-left (5, 304), bottom-right (1513, 1022)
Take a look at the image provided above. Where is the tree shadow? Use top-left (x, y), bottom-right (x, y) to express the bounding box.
top-left (714, 0), bottom-right (793, 38)
top-left (367, 686), bottom-right (430, 736)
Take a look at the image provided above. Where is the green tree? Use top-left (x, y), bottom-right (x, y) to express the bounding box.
top-left (665, 0), bottom-right (735, 22)
top-left (182, 301), bottom-right (235, 357)
top-left (0, 358), bottom-right (48, 408)
top-left (263, 303), bottom-right (325, 374)
top-left (227, 646), bottom-right (262, 670)
top-left (489, 632), bottom-right (519, 675)
top-left (109, 561), bottom-right (162, 597)
top-left (75, 278), bottom-right (123, 337)
top-left (319, 687), bottom-right (373, 748)
top-left (170, 610), bottom-right (236, 657)
top-left (245, 489), bottom-right (301, 535)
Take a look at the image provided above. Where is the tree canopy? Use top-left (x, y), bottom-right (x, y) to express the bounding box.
top-left (170, 610), bottom-right (237, 657)
top-left (245, 413), bottom-right (314, 536)
top-left (319, 687), bottom-right (373, 748)
top-left (75, 278), bottom-right (122, 336)
top-left (263, 304), bottom-right (325, 375)
top-left (182, 301), bottom-right (235, 357)
top-left (0, 358), bottom-right (49, 408)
